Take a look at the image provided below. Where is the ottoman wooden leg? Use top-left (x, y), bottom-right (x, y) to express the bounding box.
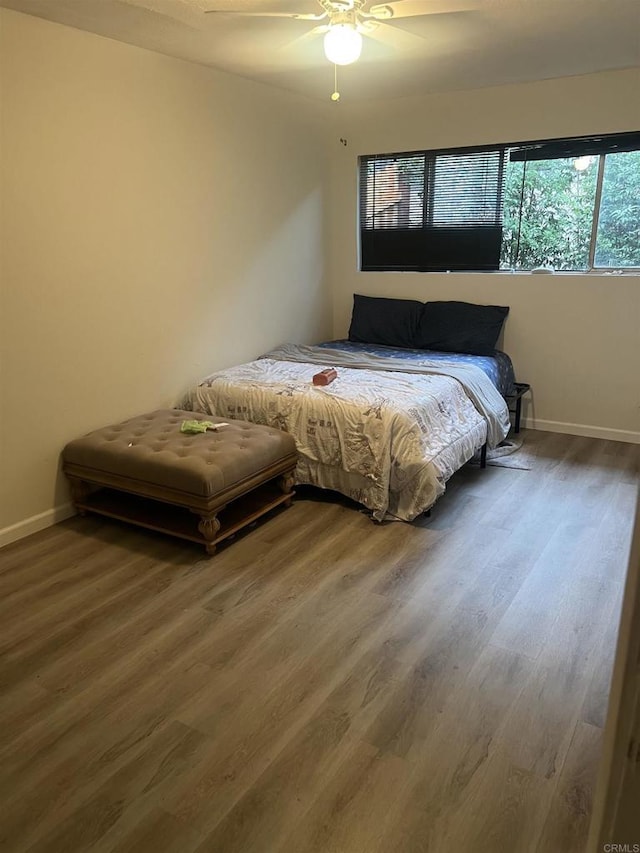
top-left (197, 512), bottom-right (221, 555)
top-left (278, 470), bottom-right (295, 508)
top-left (68, 477), bottom-right (91, 516)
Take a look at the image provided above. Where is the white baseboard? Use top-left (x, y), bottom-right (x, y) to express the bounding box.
top-left (0, 503), bottom-right (76, 549)
top-left (522, 417), bottom-right (640, 445)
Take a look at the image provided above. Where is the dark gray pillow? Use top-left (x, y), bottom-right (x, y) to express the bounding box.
top-left (348, 294), bottom-right (423, 349)
top-left (416, 301), bottom-right (509, 355)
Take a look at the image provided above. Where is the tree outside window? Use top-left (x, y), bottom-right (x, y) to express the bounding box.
top-left (501, 150), bottom-right (640, 271)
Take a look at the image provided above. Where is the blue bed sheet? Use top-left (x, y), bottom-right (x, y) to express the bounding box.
top-left (317, 340), bottom-right (516, 397)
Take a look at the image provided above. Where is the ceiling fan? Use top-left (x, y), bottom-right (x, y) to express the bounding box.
top-left (204, 0), bottom-right (475, 68)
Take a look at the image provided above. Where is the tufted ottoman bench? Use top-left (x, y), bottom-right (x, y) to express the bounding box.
top-left (62, 410), bottom-right (297, 555)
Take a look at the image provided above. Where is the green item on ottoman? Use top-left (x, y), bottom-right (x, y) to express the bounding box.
top-left (180, 419), bottom-right (215, 434)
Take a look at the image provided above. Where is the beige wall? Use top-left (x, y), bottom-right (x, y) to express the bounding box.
top-left (0, 9), bottom-right (332, 541)
top-left (329, 69), bottom-right (640, 440)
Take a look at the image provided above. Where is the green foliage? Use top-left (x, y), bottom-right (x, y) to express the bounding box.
top-left (500, 150), bottom-right (640, 270)
top-left (595, 151), bottom-right (640, 267)
top-left (500, 156), bottom-right (597, 270)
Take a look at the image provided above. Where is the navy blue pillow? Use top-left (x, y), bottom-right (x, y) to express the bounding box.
top-left (416, 301), bottom-right (509, 355)
top-left (348, 294), bottom-right (423, 349)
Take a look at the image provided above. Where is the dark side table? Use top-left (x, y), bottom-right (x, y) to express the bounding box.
top-left (506, 383), bottom-right (531, 433)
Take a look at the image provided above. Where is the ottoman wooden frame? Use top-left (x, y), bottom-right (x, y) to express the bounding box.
top-left (62, 410), bottom-right (297, 555)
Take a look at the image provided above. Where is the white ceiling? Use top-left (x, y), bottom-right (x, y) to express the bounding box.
top-left (2, 0), bottom-right (639, 101)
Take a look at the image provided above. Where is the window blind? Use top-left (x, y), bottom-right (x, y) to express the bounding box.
top-left (359, 146), bottom-right (507, 272)
top-left (509, 130), bottom-right (640, 162)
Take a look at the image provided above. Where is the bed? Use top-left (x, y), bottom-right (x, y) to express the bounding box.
top-left (184, 334), bottom-right (513, 522)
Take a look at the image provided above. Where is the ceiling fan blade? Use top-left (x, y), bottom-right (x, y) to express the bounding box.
top-left (368, 0), bottom-right (477, 19)
top-left (362, 20), bottom-right (429, 50)
top-left (280, 23), bottom-right (329, 50)
top-left (203, 9), bottom-right (328, 19)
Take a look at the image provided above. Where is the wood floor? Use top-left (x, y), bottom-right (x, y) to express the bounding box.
top-left (0, 429), bottom-right (638, 853)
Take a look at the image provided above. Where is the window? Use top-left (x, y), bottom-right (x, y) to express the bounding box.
top-left (360, 147), bottom-right (505, 272)
top-left (359, 131), bottom-right (640, 273)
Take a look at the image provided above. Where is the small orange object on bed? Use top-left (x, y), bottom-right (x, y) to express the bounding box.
top-left (312, 368), bottom-right (338, 386)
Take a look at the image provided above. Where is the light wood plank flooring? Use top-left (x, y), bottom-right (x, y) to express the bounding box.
top-left (0, 429), bottom-right (638, 853)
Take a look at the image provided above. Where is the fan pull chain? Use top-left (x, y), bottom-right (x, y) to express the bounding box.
top-left (331, 64), bottom-right (340, 102)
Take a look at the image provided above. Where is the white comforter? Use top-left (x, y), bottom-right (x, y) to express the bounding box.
top-left (186, 346), bottom-right (510, 521)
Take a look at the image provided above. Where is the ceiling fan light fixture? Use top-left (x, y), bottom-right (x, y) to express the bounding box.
top-left (323, 23), bottom-right (363, 65)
